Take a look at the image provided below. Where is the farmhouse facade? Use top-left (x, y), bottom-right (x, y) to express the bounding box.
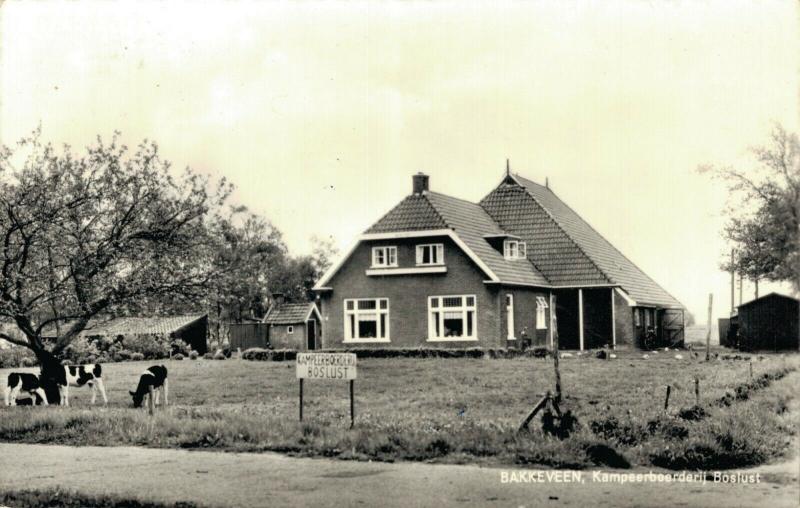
top-left (314, 172), bottom-right (684, 350)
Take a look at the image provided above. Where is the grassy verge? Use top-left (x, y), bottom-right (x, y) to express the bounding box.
top-left (1, 354), bottom-right (797, 469)
top-left (0, 489), bottom-right (200, 508)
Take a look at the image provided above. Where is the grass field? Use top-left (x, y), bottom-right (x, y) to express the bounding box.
top-left (1, 350), bottom-right (797, 469)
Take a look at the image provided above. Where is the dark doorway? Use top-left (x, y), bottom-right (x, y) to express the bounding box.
top-left (554, 290), bottom-right (580, 349)
top-left (307, 320), bottom-right (317, 350)
top-left (582, 288), bottom-right (613, 349)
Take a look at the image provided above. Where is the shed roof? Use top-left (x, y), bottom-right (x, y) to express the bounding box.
top-left (738, 292), bottom-right (799, 309)
top-left (42, 314), bottom-right (207, 338)
top-left (264, 303), bottom-right (319, 325)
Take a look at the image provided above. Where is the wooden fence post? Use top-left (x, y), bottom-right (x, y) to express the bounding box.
top-left (749, 361), bottom-right (753, 380)
top-left (518, 391), bottom-right (552, 432)
top-left (694, 377), bottom-right (699, 406)
top-left (664, 385), bottom-right (671, 412)
top-left (548, 295), bottom-right (561, 404)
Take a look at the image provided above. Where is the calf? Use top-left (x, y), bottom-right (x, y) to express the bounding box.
top-left (56, 364), bottom-right (108, 406)
top-left (130, 365), bottom-right (168, 408)
top-left (4, 373), bottom-right (48, 406)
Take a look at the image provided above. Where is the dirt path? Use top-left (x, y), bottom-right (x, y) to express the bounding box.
top-left (0, 443), bottom-right (797, 507)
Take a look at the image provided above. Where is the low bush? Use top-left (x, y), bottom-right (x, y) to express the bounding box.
top-left (0, 347), bottom-right (36, 368)
top-left (0, 489), bottom-right (199, 508)
top-left (189, 351), bottom-right (199, 360)
top-left (203, 352), bottom-right (214, 360)
top-left (213, 350), bottom-right (226, 360)
top-left (241, 347), bottom-right (552, 361)
top-left (130, 352), bottom-right (145, 362)
top-left (173, 353), bottom-right (184, 361)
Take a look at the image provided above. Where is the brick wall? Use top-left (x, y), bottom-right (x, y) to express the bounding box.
top-left (499, 287), bottom-right (551, 347)
top-left (318, 236), bottom-right (508, 348)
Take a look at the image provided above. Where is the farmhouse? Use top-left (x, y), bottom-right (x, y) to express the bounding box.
top-left (734, 293), bottom-right (799, 351)
top-left (313, 172), bottom-right (684, 350)
top-left (42, 314), bottom-right (209, 354)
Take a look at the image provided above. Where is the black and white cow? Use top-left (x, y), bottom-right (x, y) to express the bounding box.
top-left (4, 373), bottom-right (49, 406)
top-left (55, 364), bottom-right (108, 406)
top-left (130, 365), bottom-right (168, 408)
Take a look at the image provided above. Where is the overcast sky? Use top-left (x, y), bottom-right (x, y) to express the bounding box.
top-left (1, 1), bottom-right (797, 326)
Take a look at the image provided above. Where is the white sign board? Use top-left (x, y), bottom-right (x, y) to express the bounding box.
top-left (296, 353), bottom-right (357, 380)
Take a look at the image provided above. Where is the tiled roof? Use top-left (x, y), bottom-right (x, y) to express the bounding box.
top-left (505, 174), bottom-right (683, 307)
top-left (364, 190), bottom-right (550, 286)
top-left (424, 192), bottom-right (550, 286)
top-left (264, 303), bottom-right (316, 324)
top-left (481, 183), bottom-right (608, 285)
top-left (353, 172), bottom-right (682, 308)
top-left (42, 315), bottom-right (206, 338)
top-left (365, 195), bottom-right (447, 233)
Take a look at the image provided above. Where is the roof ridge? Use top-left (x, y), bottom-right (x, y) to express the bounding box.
top-left (515, 173), bottom-right (685, 306)
top-left (508, 175), bottom-right (615, 285)
top-left (421, 192), bottom-right (455, 231)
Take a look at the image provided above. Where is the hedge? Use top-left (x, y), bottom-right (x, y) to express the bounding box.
top-left (241, 346), bottom-right (552, 361)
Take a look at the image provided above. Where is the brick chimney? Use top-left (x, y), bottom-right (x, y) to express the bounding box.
top-left (412, 172), bottom-right (429, 194)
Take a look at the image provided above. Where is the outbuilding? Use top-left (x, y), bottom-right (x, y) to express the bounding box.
top-left (736, 293), bottom-right (799, 351)
top-left (264, 301), bottom-right (322, 350)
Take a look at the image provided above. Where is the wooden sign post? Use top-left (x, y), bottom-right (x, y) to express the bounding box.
top-left (296, 353), bottom-right (357, 428)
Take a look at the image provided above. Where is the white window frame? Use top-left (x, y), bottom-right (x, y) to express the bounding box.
top-left (416, 243), bottom-right (444, 266)
top-left (343, 298), bottom-right (390, 343)
top-left (536, 296), bottom-right (548, 330)
top-left (287, 325), bottom-right (294, 334)
top-left (371, 246), bottom-right (398, 268)
top-left (506, 294), bottom-right (515, 339)
top-left (427, 295), bottom-right (478, 341)
top-left (503, 239), bottom-right (527, 260)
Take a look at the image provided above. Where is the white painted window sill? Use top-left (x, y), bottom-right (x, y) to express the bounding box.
top-left (427, 337), bottom-right (479, 342)
top-left (342, 338), bottom-right (391, 344)
top-left (366, 266), bottom-right (447, 276)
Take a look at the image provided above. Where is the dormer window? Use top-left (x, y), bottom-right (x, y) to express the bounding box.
top-left (504, 239), bottom-right (526, 260)
top-left (416, 244), bottom-right (444, 266)
top-left (372, 246), bottom-right (398, 268)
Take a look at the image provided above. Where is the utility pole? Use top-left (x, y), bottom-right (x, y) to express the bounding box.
top-left (738, 273), bottom-right (743, 307)
top-left (705, 293), bottom-right (713, 361)
top-left (730, 249), bottom-right (735, 315)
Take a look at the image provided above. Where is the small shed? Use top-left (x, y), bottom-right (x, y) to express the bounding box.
top-left (264, 302), bottom-right (322, 350)
top-left (737, 293), bottom-right (799, 351)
